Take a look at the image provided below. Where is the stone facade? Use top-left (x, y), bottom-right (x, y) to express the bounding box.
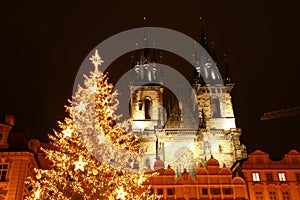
top-left (130, 49), bottom-right (247, 176)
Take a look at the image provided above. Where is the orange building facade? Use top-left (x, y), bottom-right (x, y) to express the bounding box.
top-left (144, 150), bottom-right (300, 200)
top-left (242, 150), bottom-right (300, 200)
top-left (144, 156), bottom-right (248, 200)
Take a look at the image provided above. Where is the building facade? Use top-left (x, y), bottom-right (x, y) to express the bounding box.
top-left (130, 30), bottom-right (247, 176)
top-left (242, 150), bottom-right (300, 200)
top-left (143, 156), bottom-right (248, 200)
top-left (0, 115), bottom-right (48, 200)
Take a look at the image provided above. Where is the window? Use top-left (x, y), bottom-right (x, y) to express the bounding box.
top-left (252, 172), bottom-right (260, 181)
top-left (157, 189), bottom-right (163, 195)
top-left (219, 145), bottom-right (222, 153)
top-left (0, 164), bottom-right (8, 182)
top-left (278, 172), bottom-right (286, 181)
top-left (211, 97), bottom-right (221, 118)
top-left (295, 173), bottom-right (300, 182)
top-left (145, 159), bottom-right (150, 168)
top-left (138, 101), bottom-right (143, 110)
top-left (0, 134), bottom-right (2, 140)
top-left (144, 99), bottom-right (151, 119)
top-left (266, 173), bottom-right (274, 182)
top-left (255, 191), bottom-right (263, 200)
top-left (167, 188), bottom-right (174, 195)
top-left (282, 191), bottom-right (290, 200)
top-left (223, 188), bottom-right (233, 195)
top-left (210, 188), bottom-right (221, 195)
top-left (269, 191), bottom-right (277, 200)
top-left (202, 188), bottom-right (208, 195)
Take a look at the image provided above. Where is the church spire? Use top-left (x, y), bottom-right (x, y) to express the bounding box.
top-left (211, 41), bottom-right (218, 65)
top-left (200, 29), bottom-right (211, 55)
top-left (223, 53), bottom-right (233, 84)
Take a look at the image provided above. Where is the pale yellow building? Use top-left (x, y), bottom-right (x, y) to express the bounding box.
top-left (0, 115), bottom-right (43, 200)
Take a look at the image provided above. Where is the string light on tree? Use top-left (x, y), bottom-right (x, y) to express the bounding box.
top-left (89, 49), bottom-right (104, 70)
top-left (115, 187), bottom-right (127, 200)
top-left (73, 155), bottom-right (87, 172)
top-left (76, 101), bottom-right (86, 112)
top-left (25, 50), bottom-right (156, 200)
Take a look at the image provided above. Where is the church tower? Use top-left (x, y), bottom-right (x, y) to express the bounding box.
top-left (193, 30), bottom-right (247, 168)
top-left (130, 29), bottom-right (247, 176)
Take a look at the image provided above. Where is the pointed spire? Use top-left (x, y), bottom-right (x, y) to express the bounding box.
top-left (200, 29), bottom-right (211, 55)
top-left (211, 41), bottom-right (218, 64)
top-left (223, 53), bottom-right (233, 84)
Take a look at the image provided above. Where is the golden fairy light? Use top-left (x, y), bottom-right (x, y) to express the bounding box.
top-left (24, 50), bottom-right (156, 200)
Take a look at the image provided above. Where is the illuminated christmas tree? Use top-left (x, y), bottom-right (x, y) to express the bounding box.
top-left (26, 50), bottom-right (155, 200)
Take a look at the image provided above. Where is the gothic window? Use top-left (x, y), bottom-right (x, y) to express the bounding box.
top-left (278, 172), bottom-right (286, 181)
top-left (0, 164), bottom-right (8, 182)
top-left (174, 147), bottom-right (195, 177)
top-left (138, 100), bottom-right (143, 110)
top-left (133, 160), bottom-right (139, 169)
top-left (266, 173), bottom-right (274, 182)
top-left (211, 97), bottom-right (221, 118)
top-left (252, 172), bottom-right (260, 182)
top-left (145, 159), bottom-right (150, 168)
top-left (144, 98), bottom-right (151, 119)
top-left (219, 145), bottom-right (223, 153)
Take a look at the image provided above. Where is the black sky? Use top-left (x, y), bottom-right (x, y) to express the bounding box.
top-left (1, 0), bottom-right (300, 159)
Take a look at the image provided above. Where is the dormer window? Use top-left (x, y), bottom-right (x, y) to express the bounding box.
top-left (278, 172), bottom-right (286, 181)
top-left (252, 172), bottom-right (260, 181)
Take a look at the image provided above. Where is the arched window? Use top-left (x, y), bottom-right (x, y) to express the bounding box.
top-left (144, 98), bottom-right (151, 119)
top-left (174, 147), bottom-right (195, 177)
top-left (145, 159), bottom-right (150, 168)
top-left (211, 96), bottom-right (221, 118)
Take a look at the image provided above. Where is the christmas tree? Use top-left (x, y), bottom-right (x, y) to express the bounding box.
top-left (26, 50), bottom-right (156, 200)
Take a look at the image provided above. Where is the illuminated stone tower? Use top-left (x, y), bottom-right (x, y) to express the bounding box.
top-left (130, 30), bottom-right (247, 176)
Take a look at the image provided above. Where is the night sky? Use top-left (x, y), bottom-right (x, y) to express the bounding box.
top-left (1, 1), bottom-right (300, 159)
